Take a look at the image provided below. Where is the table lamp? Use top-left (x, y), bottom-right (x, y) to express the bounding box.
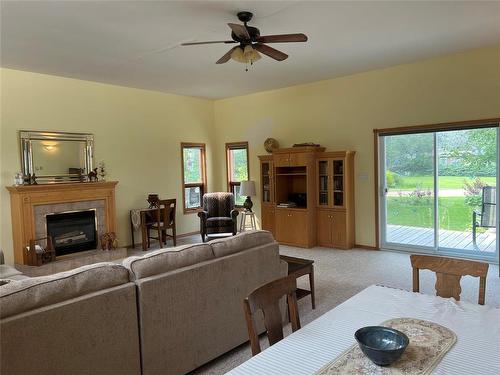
top-left (240, 180), bottom-right (256, 212)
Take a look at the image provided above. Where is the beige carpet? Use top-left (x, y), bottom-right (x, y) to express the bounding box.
top-left (186, 242), bottom-right (500, 375)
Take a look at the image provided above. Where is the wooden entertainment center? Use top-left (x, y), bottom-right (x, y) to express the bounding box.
top-left (259, 147), bottom-right (355, 249)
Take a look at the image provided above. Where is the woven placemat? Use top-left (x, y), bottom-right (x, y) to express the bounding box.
top-left (315, 318), bottom-right (456, 375)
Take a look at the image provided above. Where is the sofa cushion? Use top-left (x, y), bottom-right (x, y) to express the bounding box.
top-left (210, 230), bottom-right (275, 258)
top-left (0, 262), bottom-right (129, 319)
top-left (206, 217), bottom-right (234, 228)
top-left (122, 243), bottom-right (214, 280)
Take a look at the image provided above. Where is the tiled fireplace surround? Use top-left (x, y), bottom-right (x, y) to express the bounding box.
top-left (34, 200), bottom-right (107, 248)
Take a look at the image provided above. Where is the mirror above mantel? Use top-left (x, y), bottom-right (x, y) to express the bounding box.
top-left (20, 130), bottom-right (94, 184)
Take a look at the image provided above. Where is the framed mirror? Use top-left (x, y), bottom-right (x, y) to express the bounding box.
top-left (20, 131), bottom-right (94, 184)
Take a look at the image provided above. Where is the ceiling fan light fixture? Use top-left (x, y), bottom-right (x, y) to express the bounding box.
top-left (230, 46), bottom-right (247, 63)
top-left (244, 45), bottom-right (261, 63)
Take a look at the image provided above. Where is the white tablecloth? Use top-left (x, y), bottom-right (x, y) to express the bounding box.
top-left (228, 285), bottom-right (500, 375)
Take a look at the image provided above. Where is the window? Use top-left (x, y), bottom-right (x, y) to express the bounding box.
top-left (226, 142), bottom-right (249, 206)
top-left (181, 143), bottom-right (207, 212)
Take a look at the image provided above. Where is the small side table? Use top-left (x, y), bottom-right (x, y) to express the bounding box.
top-left (240, 210), bottom-right (257, 232)
top-left (280, 255), bottom-right (315, 309)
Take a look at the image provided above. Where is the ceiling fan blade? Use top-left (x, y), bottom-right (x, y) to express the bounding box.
top-left (181, 40), bottom-right (236, 46)
top-left (216, 46), bottom-right (238, 64)
top-left (228, 23), bottom-right (250, 40)
top-left (254, 44), bottom-right (288, 61)
top-left (257, 33), bottom-right (308, 43)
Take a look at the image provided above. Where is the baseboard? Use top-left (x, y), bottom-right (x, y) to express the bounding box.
top-left (126, 231), bottom-right (200, 249)
top-left (354, 244), bottom-right (379, 250)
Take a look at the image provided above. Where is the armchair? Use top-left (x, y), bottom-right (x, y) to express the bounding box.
top-left (198, 192), bottom-right (239, 242)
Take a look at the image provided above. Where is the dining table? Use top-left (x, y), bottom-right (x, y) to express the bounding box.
top-left (227, 285), bottom-right (500, 375)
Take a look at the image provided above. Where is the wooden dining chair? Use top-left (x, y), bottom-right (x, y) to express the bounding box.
top-left (243, 276), bottom-right (301, 356)
top-left (148, 199), bottom-right (177, 248)
top-left (410, 254), bottom-right (489, 305)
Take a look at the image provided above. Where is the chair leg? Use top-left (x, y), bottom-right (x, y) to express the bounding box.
top-left (172, 225), bottom-right (177, 246)
top-left (158, 227), bottom-right (163, 248)
top-left (147, 227), bottom-right (151, 248)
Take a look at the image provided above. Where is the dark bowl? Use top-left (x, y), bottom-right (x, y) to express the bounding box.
top-left (355, 326), bottom-right (409, 366)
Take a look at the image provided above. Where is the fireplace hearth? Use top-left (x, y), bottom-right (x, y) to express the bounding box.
top-left (46, 209), bottom-right (98, 256)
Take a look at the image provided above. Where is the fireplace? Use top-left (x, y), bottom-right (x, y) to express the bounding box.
top-left (46, 209), bottom-right (98, 256)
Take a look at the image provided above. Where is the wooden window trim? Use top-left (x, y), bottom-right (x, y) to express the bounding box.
top-left (225, 142), bottom-right (249, 207)
top-left (373, 118), bottom-right (500, 249)
top-left (181, 142), bottom-right (207, 214)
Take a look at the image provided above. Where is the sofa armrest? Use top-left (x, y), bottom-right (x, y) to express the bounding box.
top-left (230, 209), bottom-right (239, 220)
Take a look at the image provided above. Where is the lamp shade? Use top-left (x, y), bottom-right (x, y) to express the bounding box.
top-left (240, 180), bottom-right (256, 197)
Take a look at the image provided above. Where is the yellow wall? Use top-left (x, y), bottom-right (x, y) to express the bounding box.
top-left (213, 45), bottom-right (500, 247)
top-left (1, 68), bottom-right (216, 264)
top-left (1, 45), bottom-right (499, 263)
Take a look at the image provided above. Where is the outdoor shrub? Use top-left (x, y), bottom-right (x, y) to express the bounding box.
top-left (463, 177), bottom-right (487, 209)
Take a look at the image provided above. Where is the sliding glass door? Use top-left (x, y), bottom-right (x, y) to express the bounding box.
top-left (379, 125), bottom-right (498, 261)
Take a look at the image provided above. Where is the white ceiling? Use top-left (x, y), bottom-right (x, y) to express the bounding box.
top-left (1, 1), bottom-right (500, 99)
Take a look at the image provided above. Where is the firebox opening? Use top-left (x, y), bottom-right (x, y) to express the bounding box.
top-left (46, 209), bottom-right (97, 257)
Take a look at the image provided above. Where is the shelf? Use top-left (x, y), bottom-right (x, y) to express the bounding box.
top-left (319, 190), bottom-right (328, 193)
top-left (333, 190), bottom-right (344, 193)
top-left (334, 174), bottom-right (344, 177)
top-left (275, 173), bottom-right (307, 176)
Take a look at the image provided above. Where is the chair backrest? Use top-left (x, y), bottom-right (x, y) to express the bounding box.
top-left (410, 254), bottom-right (489, 305)
top-left (203, 192), bottom-right (235, 218)
top-left (480, 186), bottom-right (496, 227)
top-left (243, 276), bottom-right (301, 356)
top-left (155, 199), bottom-right (176, 227)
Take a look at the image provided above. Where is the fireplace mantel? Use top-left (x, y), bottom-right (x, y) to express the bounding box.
top-left (6, 181), bottom-right (118, 264)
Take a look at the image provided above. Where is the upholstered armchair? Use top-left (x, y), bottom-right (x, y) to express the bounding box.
top-left (198, 192), bottom-right (239, 242)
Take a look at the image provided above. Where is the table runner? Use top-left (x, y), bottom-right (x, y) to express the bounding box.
top-left (315, 318), bottom-right (456, 375)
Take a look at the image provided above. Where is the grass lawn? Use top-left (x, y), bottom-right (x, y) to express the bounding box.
top-left (391, 176), bottom-right (496, 190)
top-left (387, 196), bottom-right (476, 231)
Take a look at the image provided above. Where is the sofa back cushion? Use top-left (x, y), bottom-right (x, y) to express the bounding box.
top-left (0, 262), bottom-right (129, 319)
top-left (210, 230), bottom-right (275, 258)
top-left (135, 240), bottom-right (283, 375)
top-left (123, 243), bottom-right (214, 280)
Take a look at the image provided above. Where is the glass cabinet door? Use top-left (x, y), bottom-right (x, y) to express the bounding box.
top-left (318, 160), bottom-right (330, 206)
top-left (261, 161), bottom-right (273, 203)
top-left (333, 159), bottom-right (344, 207)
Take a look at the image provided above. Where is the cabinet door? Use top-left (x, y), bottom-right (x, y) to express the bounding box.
top-left (261, 205), bottom-right (275, 235)
top-left (332, 211), bottom-right (347, 248)
top-left (274, 154), bottom-right (290, 167)
top-left (317, 159), bottom-right (331, 207)
top-left (317, 210), bottom-right (333, 247)
top-left (275, 209), bottom-right (308, 246)
top-left (289, 152), bottom-right (309, 167)
top-left (261, 161), bottom-right (274, 204)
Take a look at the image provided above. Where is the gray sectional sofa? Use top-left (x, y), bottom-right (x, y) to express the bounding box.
top-left (0, 230), bottom-right (285, 375)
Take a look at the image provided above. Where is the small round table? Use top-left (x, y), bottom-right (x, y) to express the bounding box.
top-left (239, 210), bottom-right (257, 232)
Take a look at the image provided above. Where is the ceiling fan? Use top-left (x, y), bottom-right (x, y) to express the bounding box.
top-left (181, 11), bottom-right (308, 68)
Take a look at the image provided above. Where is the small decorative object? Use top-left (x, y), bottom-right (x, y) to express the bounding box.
top-left (100, 232), bottom-right (118, 250)
top-left (77, 168), bottom-right (86, 182)
top-left (88, 168), bottom-right (99, 182)
top-left (240, 180), bottom-right (256, 212)
top-left (147, 194), bottom-right (159, 208)
top-left (26, 236), bottom-right (56, 266)
top-left (264, 138), bottom-right (279, 153)
top-left (98, 161), bottom-right (106, 181)
top-left (293, 142), bottom-right (321, 147)
top-left (14, 171), bottom-right (24, 185)
top-left (354, 326), bottom-right (409, 366)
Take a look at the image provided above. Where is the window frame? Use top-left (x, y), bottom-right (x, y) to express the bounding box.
top-left (181, 142), bottom-right (207, 214)
top-left (225, 142), bottom-right (250, 207)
